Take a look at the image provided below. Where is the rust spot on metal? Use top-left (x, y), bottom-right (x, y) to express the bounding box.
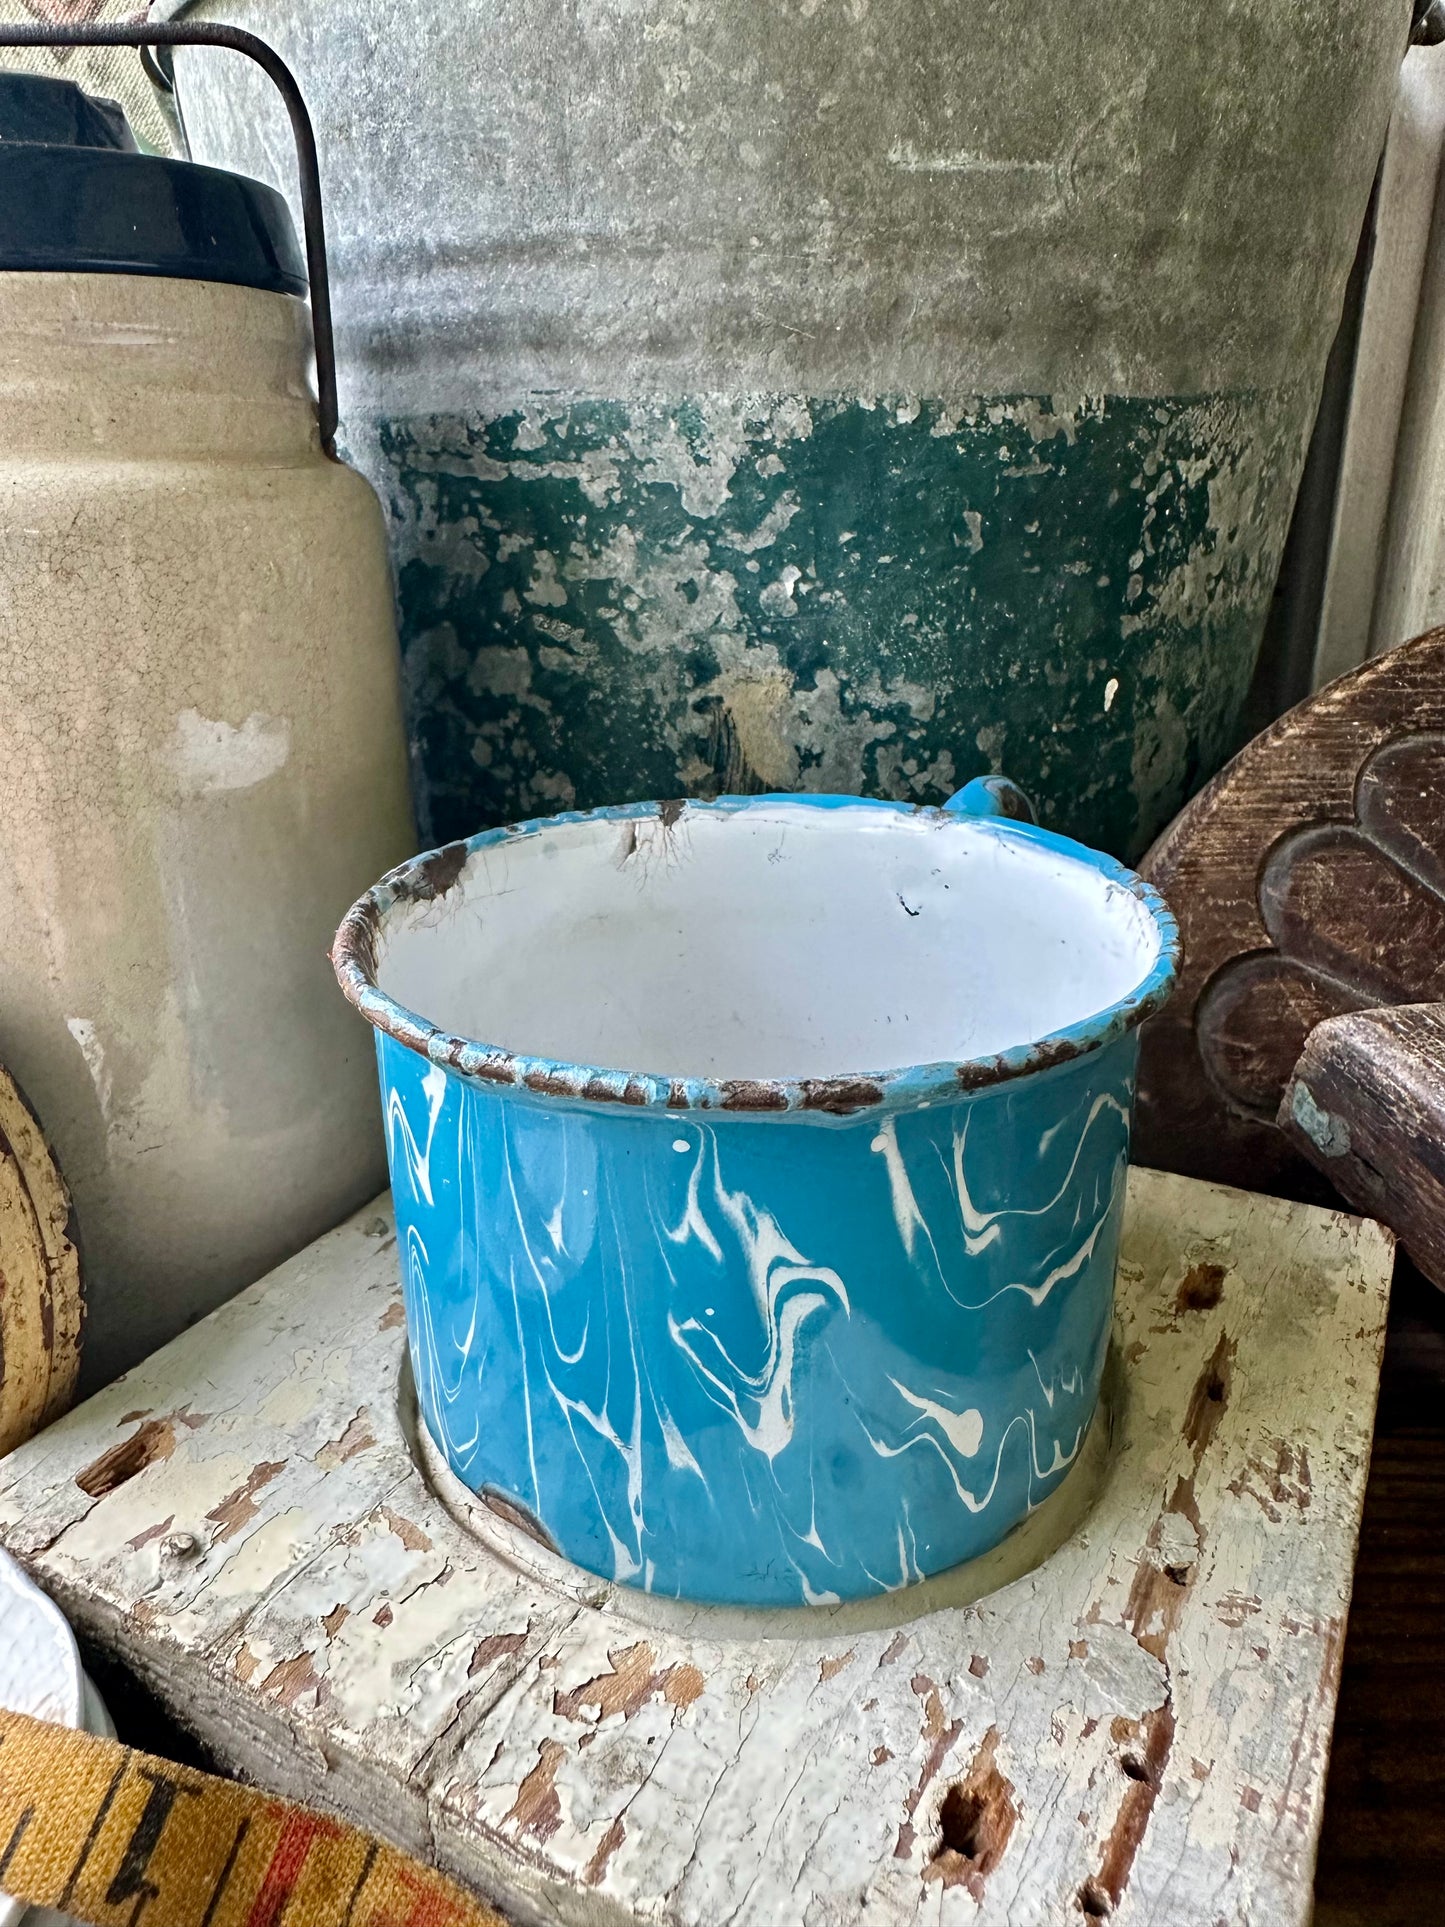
top-left (505, 1738), bottom-right (566, 1842)
top-left (206, 1459), bottom-right (287, 1544)
top-left (401, 840), bottom-right (469, 903)
top-left (1083, 1697), bottom-right (1176, 1915)
top-left (819, 1648), bottom-right (856, 1682)
top-left (588, 1075), bottom-right (649, 1107)
top-left (469, 1629), bottom-right (529, 1676)
top-left (482, 1486), bottom-right (559, 1552)
top-left (955, 1031), bottom-right (1090, 1094)
top-left (925, 1726), bottom-right (1018, 1897)
top-left (524, 1066), bottom-right (577, 1098)
top-left (667, 1080), bottom-right (690, 1109)
top-left (583, 1815), bottom-right (626, 1886)
top-left (800, 1078), bottom-right (885, 1115)
top-left (720, 1079), bottom-right (790, 1112)
top-left (554, 1642), bottom-right (705, 1723)
top-left (76, 1417), bottom-right (176, 1498)
top-left (474, 1058), bottom-right (519, 1086)
top-left (379, 1506), bottom-right (432, 1553)
top-left (260, 1652), bottom-right (322, 1709)
top-left (1174, 1260), bottom-right (1227, 1314)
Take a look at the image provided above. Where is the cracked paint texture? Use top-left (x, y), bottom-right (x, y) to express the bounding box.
top-left (0, 1177), bottom-right (1393, 1926)
top-left (380, 386), bottom-right (1309, 860)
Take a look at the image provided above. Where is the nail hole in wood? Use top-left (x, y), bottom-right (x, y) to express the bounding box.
top-left (927, 1752), bottom-right (1019, 1889)
top-left (1120, 1752), bottom-right (1151, 1783)
top-left (1078, 1878), bottom-right (1112, 1917)
top-left (1205, 1372), bottom-right (1226, 1404)
top-left (937, 1783), bottom-right (986, 1861)
top-left (1174, 1260), bottom-right (1226, 1313)
top-left (1164, 1562), bottom-right (1192, 1587)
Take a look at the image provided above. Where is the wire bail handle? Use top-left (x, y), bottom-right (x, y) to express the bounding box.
top-left (0, 21), bottom-right (339, 457)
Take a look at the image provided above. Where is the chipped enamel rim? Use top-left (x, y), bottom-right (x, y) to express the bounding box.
top-left (331, 795), bottom-right (1181, 1118)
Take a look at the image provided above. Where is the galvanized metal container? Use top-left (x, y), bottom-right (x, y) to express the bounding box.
top-left (170, 0), bottom-right (1407, 859)
top-left (333, 782), bottom-right (1178, 1606)
top-left (0, 55), bottom-right (415, 1384)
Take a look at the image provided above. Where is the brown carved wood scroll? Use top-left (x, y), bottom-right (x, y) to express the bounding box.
top-left (1135, 624), bottom-right (1445, 1219)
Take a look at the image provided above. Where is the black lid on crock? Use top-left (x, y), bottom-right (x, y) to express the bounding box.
top-left (0, 71), bottom-right (307, 297)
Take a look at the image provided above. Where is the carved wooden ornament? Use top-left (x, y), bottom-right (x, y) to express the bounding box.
top-left (0, 1064), bottom-right (82, 1456)
top-left (1136, 624), bottom-right (1445, 1200)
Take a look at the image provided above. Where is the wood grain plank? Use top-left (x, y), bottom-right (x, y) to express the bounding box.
top-left (1281, 1003), bottom-right (1445, 1287)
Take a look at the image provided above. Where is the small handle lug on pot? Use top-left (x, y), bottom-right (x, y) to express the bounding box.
top-left (944, 775), bottom-right (1037, 824)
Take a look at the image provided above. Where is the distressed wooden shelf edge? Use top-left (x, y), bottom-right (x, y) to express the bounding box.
top-left (0, 1172), bottom-right (1394, 1927)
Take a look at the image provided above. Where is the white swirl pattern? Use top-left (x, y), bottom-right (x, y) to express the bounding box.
top-left (382, 1035), bottom-right (1137, 1605)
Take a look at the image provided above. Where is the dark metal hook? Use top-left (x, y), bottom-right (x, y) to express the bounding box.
top-left (0, 21), bottom-right (339, 457)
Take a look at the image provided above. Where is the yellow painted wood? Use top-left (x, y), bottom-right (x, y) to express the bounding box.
top-left (0, 1064), bottom-right (81, 1457)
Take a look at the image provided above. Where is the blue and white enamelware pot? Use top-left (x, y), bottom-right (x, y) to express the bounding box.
top-left (333, 781), bottom-right (1178, 1606)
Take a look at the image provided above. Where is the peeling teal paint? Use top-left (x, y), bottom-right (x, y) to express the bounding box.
top-left (378, 386), bottom-right (1308, 859)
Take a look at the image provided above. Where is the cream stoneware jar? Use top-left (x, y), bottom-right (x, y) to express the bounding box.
top-left (0, 72), bottom-right (414, 1383)
top-left (334, 780), bottom-right (1179, 1607)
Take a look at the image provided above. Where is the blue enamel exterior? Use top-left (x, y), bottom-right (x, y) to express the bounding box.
top-left (383, 1033), bottom-right (1136, 1605)
top-left (339, 791), bottom-right (1179, 1607)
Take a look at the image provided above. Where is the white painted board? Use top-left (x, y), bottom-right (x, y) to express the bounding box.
top-left (0, 1172), bottom-right (1393, 1927)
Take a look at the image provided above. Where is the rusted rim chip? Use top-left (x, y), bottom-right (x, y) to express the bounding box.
top-left (332, 796), bottom-right (1181, 1118)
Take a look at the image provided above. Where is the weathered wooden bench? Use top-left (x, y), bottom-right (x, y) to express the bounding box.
top-left (0, 1168), bottom-right (1391, 1926)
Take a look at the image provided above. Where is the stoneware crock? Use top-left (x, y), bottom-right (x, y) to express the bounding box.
top-left (332, 780), bottom-right (1178, 1607)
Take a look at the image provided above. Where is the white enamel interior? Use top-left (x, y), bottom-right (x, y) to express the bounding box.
top-left (374, 804), bottom-right (1163, 1082)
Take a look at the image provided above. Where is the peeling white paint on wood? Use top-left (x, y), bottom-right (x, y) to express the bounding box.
top-left (0, 1171), bottom-right (1392, 1926)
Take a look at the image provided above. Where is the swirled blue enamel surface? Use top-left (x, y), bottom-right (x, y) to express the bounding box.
top-left (383, 1033), bottom-right (1136, 1606)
